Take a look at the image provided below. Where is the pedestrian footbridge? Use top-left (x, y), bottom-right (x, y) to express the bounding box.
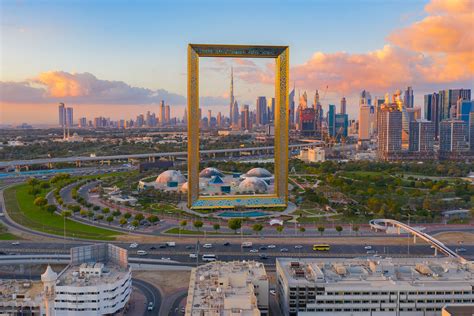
top-left (369, 218), bottom-right (467, 264)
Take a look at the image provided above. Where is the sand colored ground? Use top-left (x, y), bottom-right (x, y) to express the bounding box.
top-left (433, 231), bottom-right (474, 244)
top-left (133, 270), bottom-right (191, 296)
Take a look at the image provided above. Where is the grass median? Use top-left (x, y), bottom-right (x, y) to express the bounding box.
top-left (4, 183), bottom-right (120, 241)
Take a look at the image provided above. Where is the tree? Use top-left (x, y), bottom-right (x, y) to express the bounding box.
top-left (79, 209), bottom-right (88, 217)
top-left (213, 223), bottom-right (220, 232)
top-left (119, 217), bottom-right (127, 226)
top-left (148, 215), bottom-right (159, 223)
top-left (61, 210), bottom-right (72, 218)
top-left (93, 205), bottom-right (101, 211)
top-left (96, 214), bottom-right (104, 221)
top-left (34, 197), bottom-right (47, 207)
top-left (252, 223), bottom-right (264, 235)
top-left (193, 220), bottom-right (203, 231)
top-left (135, 213), bottom-right (145, 221)
top-left (87, 210), bottom-right (95, 219)
top-left (106, 215), bottom-right (114, 225)
top-left (335, 225), bottom-right (343, 235)
top-left (180, 220), bottom-right (188, 229)
top-left (102, 207), bottom-right (110, 214)
top-left (228, 218), bottom-right (242, 234)
top-left (131, 220), bottom-right (139, 228)
top-left (69, 205), bottom-right (81, 213)
top-left (112, 210), bottom-right (122, 217)
top-left (40, 182), bottom-right (50, 189)
top-left (299, 227), bottom-right (306, 235)
top-left (276, 225), bottom-right (284, 234)
top-left (124, 212), bottom-right (132, 219)
top-left (317, 226), bottom-right (325, 236)
top-left (27, 178), bottom-right (40, 187)
top-left (45, 204), bottom-right (57, 213)
top-left (353, 225), bottom-right (359, 235)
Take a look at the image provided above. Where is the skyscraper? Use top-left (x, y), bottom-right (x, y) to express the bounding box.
top-left (439, 120), bottom-right (468, 153)
top-left (335, 113), bottom-right (348, 140)
top-left (232, 101), bottom-right (239, 128)
top-left (58, 103), bottom-right (65, 127)
top-left (159, 100), bottom-right (165, 125)
top-left (358, 90), bottom-right (375, 142)
top-left (439, 89), bottom-right (471, 121)
top-left (66, 107), bottom-right (74, 127)
top-left (340, 97), bottom-right (346, 115)
top-left (289, 86), bottom-right (295, 127)
top-left (404, 86), bottom-right (414, 108)
top-left (457, 99), bottom-right (473, 125)
top-left (424, 93), bottom-right (441, 139)
top-left (241, 104), bottom-right (251, 130)
top-left (377, 104), bottom-right (402, 160)
top-left (229, 67), bottom-right (234, 124)
top-left (469, 112), bottom-right (474, 152)
top-left (165, 105), bottom-right (171, 124)
top-left (217, 112), bottom-right (222, 128)
top-left (327, 104), bottom-right (336, 137)
top-left (269, 97), bottom-right (275, 122)
top-left (78, 117), bottom-right (87, 128)
top-left (256, 96), bottom-right (267, 125)
top-left (409, 120), bottom-right (435, 152)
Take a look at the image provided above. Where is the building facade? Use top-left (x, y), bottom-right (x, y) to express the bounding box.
top-left (377, 104), bottom-right (402, 160)
top-left (439, 120), bottom-right (468, 153)
top-left (409, 120), bottom-right (435, 153)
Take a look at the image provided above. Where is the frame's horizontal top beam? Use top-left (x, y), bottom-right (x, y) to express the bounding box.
top-left (189, 44), bottom-right (288, 58)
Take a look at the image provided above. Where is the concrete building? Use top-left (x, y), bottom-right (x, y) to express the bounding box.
top-left (276, 257), bottom-right (474, 316)
top-left (404, 86), bottom-right (414, 108)
top-left (470, 112), bottom-right (474, 151)
top-left (439, 120), bottom-right (468, 153)
top-left (340, 97), bottom-right (347, 115)
top-left (0, 244), bottom-right (131, 316)
top-left (409, 119), bottom-right (435, 153)
top-left (58, 103), bottom-right (65, 127)
top-left (185, 261), bottom-right (269, 316)
top-left (424, 93), bottom-right (441, 139)
top-left (377, 104), bottom-right (402, 160)
top-left (256, 96), bottom-right (268, 126)
top-left (298, 147), bottom-right (325, 163)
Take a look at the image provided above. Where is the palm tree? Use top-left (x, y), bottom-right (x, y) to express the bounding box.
top-left (252, 224), bottom-right (263, 236)
top-left (317, 226), bottom-right (325, 236)
top-left (276, 225), bottom-right (284, 235)
top-left (213, 223), bottom-right (220, 233)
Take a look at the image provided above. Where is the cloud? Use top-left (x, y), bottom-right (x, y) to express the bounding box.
top-left (1, 70), bottom-right (227, 107)
top-left (238, 0), bottom-right (474, 95)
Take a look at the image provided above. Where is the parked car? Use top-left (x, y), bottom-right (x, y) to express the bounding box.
top-left (203, 243), bottom-right (213, 249)
top-left (280, 248), bottom-right (289, 252)
top-left (129, 243), bottom-right (138, 248)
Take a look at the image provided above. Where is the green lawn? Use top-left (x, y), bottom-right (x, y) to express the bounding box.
top-left (163, 227), bottom-right (229, 235)
top-left (0, 233), bottom-right (18, 240)
top-left (4, 183), bottom-right (120, 240)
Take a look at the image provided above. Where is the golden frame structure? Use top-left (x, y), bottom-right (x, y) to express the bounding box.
top-left (187, 44), bottom-right (289, 209)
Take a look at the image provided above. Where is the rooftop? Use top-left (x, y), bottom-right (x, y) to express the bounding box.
top-left (58, 260), bottom-right (129, 287)
top-left (186, 261), bottom-right (267, 316)
top-left (277, 257), bottom-right (474, 291)
top-left (0, 279), bottom-right (44, 307)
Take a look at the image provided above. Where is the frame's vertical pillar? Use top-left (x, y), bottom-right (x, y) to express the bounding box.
top-left (274, 47), bottom-right (289, 203)
top-left (187, 45), bottom-right (200, 208)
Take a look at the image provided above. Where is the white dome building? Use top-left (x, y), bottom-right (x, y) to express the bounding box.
top-left (156, 170), bottom-right (185, 184)
top-left (200, 167), bottom-right (224, 178)
top-left (244, 168), bottom-right (272, 178)
top-left (239, 177), bottom-right (268, 193)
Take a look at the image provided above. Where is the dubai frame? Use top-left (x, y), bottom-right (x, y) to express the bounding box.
top-left (187, 44), bottom-right (289, 209)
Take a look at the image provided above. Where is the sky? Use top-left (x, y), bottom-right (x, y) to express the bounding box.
top-left (0, 0), bottom-right (473, 125)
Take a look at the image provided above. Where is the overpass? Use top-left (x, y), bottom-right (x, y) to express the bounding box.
top-left (369, 219), bottom-right (467, 264)
top-left (0, 142), bottom-right (320, 168)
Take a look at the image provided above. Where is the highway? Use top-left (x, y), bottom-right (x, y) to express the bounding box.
top-left (0, 142), bottom-right (319, 168)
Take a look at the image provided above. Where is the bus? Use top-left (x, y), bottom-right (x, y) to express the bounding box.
top-left (202, 254), bottom-right (217, 262)
top-left (312, 244), bottom-right (330, 251)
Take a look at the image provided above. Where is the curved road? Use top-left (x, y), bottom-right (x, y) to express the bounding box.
top-left (132, 278), bottom-right (162, 316)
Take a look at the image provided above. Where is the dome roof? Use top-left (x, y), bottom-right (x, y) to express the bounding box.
top-left (245, 168), bottom-right (272, 178)
top-left (199, 167), bottom-right (223, 178)
top-left (156, 170), bottom-right (185, 184)
top-left (239, 177), bottom-right (268, 193)
top-left (41, 265), bottom-right (58, 282)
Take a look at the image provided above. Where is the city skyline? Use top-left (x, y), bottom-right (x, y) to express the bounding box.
top-left (1, 0), bottom-right (473, 124)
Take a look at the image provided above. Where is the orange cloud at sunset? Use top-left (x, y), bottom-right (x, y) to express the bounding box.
top-left (35, 71), bottom-right (87, 97)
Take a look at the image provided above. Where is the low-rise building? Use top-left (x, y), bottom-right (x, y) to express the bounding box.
top-left (276, 257), bottom-right (473, 316)
top-left (186, 260), bottom-right (269, 315)
top-left (298, 148), bottom-right (325, 163)
top-left (0, 244), bottom-right (132, 316)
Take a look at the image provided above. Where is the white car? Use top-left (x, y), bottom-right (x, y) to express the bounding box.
top-left (129, 243), bottom-right (138, 248)
top-left (455, 248), bottom-right (467, 253)
top-left (189, 253), bottom-right (197, 258)
top-left (270, 290), bottom-right (276, 296)
top-left (249, 249), bottom-right (259, 253)
top-left (161, 257), bottom-right (171, 261)
top-left (366, 250), bottom-right (376, 255)
top-left (294, 245), bottom-right (303, 249)
top-left (267, 244), bottom-right (276, 249)
top-left (364, 245), bottom-right (372, 250)
top-left (11, 242), bottom-right (20, 246)
top-left (202, 244), bottom-right (213, 249)
top-left (147, 302), bottom-right (154, 311)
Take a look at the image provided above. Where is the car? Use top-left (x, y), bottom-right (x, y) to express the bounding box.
top-left (0, 251), bottom-right (6, 255)
top-left (158, 244), bottom-right (167, 249)
top-left (267, 244), bottom-right (276, 249)
top-left (364, 245), bottom-right (372, 250)
top-left (203, 244), bottom-right (213, 249)
top-left (147, 302), bottom-right (154, 311)
top-left (455, 248), bottom-right (467, 253)
top-left (189, 253), bottom-right (197, 258)
top-left (249, 249), bottom-right (259, 253)
top-left (259, 246), bottom-right (267, 250)
top-left (180, 307), bottom-right (185, 313)
top-left (185, 245), bottom-right (194, 250)
top-left (149, 246), bottom-right (157, 250)
top-left (280, 248), bottom-right (289, 252)
top-left (161, 257), bottom-right (171, 261)
top-left (11, 242), bottom-right (20, 246)
top-left (294, 245), bottom-right (303, 249)
top-left (137, 250), bottom-right (148, 256)
top-left (223, 242), bottom-right (230, 246)
top-left (366, 250), bottom-right (376, 255)
top-left (129, 243), bottom-right (138, 248)
top-left (270, 290), bottom-right (276, 296)
top-left (259, 254), bottom-right (268, 259)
